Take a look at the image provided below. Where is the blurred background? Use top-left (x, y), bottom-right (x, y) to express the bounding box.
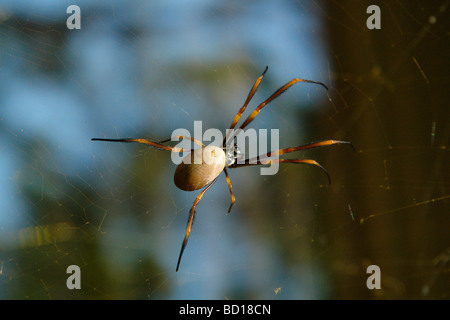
top-left (0, 0), bottom-right (448, 299)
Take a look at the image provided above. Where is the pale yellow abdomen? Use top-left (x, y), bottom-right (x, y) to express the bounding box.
top-left (174, 146), bottom-right (226, 191)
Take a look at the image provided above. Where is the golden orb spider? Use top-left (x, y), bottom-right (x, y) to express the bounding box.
top-left (92, 66), bottom-right (352, 271)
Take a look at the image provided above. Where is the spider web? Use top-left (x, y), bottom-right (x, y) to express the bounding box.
top-left (0, 0), bottom-right (448, 299)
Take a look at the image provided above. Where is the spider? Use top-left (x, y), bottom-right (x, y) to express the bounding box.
top-left (92, 66), bottom-right (352, 271)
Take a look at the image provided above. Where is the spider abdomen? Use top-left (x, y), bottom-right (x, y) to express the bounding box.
top-left (174, 146), bottom-right (226, 191)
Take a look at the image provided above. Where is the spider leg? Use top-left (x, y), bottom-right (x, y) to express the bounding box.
top-left (176, 177), bottom-right (218, 272)
top-left (229, 66), bottom-right (268, 130)
top-left (237, 78), bottom-right (328, 131)
top-left (159, 136), bottom-right (205, 148)
top-left (228, 140), bottom-right (353, 183)
top-left (230, 158), bottom-right (331, 184)
top-left (91, 137), bottom-right (192, 152)
top-left (246, 140), bottom-right (354, 163)
top-left (223, 66), bottom-right (268, 146)
top-left (223, 168), bottom-right (235, 213)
